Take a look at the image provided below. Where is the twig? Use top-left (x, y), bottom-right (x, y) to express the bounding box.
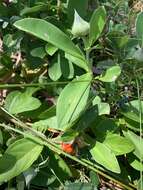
top-left (0, 107), bottom-right (136, 190)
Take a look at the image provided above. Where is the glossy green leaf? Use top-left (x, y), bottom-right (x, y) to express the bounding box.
top-left (48, 53), bottom-right (62, 81)
top-left (4, 88), bottom-right (41, 114)
top-left (136, 12), bottom-right (143, 46)
top-left (124, 131), bottom-right (143, 160)
top-left (0, 138), bottom-right (43, 183)
top-left (89, 6), bottom-right (106, 46)
top-left (57, 73), bottom-right (92, 130)
top-left (90, 141), bottom-right (120, 173)
top-left (14, 18), bottom-right (87, 70)
top-left (103, 133), bottom-right (134, 156)
top-left (97, 66), bottom-right (121, 82)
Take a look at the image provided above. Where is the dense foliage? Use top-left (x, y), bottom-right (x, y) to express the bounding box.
top-left (0, 0), bottom-right (143, 189)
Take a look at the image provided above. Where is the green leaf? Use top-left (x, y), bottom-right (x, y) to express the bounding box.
top-left (90, 141), bottom-right (120, 173)
top-left (45, 43), bottom-right (58, 56)
top-left (93, 118), bottom-right (118, 138)
top-left (31, 47), bottom-right (46, 58)
top-left (48, 153), bottom-right (72, 181)
top-left (103, 133), bottom-right (135, 156)
top-left (61, 58), bottom-right (74, 79)
top-left (4, 88), bottom-right (41, 114)
top-left (97, 66), bottom-right (121, 82)
top-left (57, 73), bottom-right (92, 130)
top-left (65, 53), bottom-right (89, 71)
top-left (0, 138), bottom-right (43, 183)
top-left (38, 105), bottom-right (56, 119)
top-left (122, 100), bottom-right (143, 123)
top-left (136, 12), bottom-right (143, 46)
top-left (92, 96), bottom-right (110, 115)
top-left (127, 153), bottom-right (143, 171)
top-left (14, 18), bottom-right (87, 70)
top-left (89, 6), bottom-right (106, 46)
top-left (90, 171), bottom-right (100, 187)
top-left (20, 4), bottom-right (48, 16)
top-left (48, 53), bottom-right (62, 81)
top-left (124, 131), bottom-right (143, 160)
top-left (32, 116), bottom-right (58, 132)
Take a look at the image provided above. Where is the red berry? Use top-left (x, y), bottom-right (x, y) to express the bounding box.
top-left (61, 142), bottom-right (75, 155)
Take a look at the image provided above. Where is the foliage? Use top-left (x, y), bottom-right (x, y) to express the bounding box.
top-left (0, 0), bottom-right (143, 189)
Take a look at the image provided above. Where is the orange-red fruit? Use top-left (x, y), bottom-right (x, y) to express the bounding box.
top-left (61, 142), bottom-right (75, 155)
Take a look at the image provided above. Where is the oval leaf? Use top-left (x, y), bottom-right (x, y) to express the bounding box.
top-left (103, 134), bottom-right (135, 156)
top-left (97, 66), bottom-right (121, 82)
top-left (57, 73), bottom-right (92, 130)
top-left (89, 6), bottom-right (106, 46)
top-left (90, 141), bottom-right (120, 173)
top-left (48, 53), bottom-right (62, 81)
top-left (4, 90), bottom-right (41, 114)
top-left (14, 18), bottom-right (88, 71)
top-left (0, 138), bottom-right (43, 183)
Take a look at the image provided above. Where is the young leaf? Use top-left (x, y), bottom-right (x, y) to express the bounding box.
top-left (89, 6), bottom-right (106, 46)
top-left (0, 138), bottom-right (43, 183)
top-left (4, 89), bottom-right (41, 114)
top-left (14, 18), bottom-right (88, 71)
top-left (71, 10), bottom-right (90, 37)
top-left (90, 141), bottom-right (120, 173)
top-left (57, 73), bottom-right (92, 130)
top-left (67, 0), bottom-right (88, 24)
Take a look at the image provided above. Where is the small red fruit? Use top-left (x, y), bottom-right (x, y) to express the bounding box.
top-left (61, 142), bottom-right (75, 155)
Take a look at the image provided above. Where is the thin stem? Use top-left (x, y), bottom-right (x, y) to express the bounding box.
top-left (0, 80), bottom-right (93, 89)
top-left (136, 77), bottom-right (143, 190)
top-left (0, 108), bottom-right (136, 190)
